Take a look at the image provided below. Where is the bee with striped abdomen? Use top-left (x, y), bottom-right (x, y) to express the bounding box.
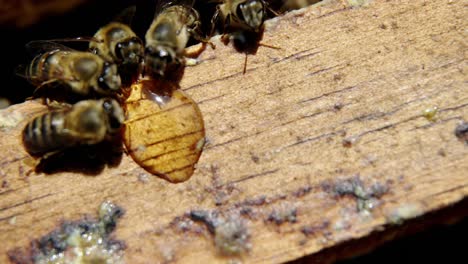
top-left (17, 41), bottom-right (121, 100)
top-left (22, 98), bottom-right (124, 156)
top-left (90, 6), bottom-right (144, 85)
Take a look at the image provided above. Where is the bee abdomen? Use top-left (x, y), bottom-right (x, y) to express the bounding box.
top-left (22, 112), bottom-right (71, 155)
top-left (28, 52), bottom-right (56, 84)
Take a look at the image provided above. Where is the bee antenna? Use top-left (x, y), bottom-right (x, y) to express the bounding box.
top-left (243, 54), bottom-right (248, 74)
top-left (266, 5), bottom-right (281, 17)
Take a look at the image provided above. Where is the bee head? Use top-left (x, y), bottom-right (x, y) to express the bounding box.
top-left (115, 37), bottom-right (144, 66)
top-left (101, 98), bottom-right (124, 133)
top-left (144, 45), bottom-right (178, 77)
top-left (97, 62), bottom-right (122, 94)
top-left (237, 0), bottom-right (266, 31)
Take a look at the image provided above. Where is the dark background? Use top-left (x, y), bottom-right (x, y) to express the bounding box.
top-left (333, 216), bottom-right (466, 264)
top-left (0, 0), bottom-right (216, 105)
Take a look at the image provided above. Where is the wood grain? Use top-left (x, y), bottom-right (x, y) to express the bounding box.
top-left (0, 0), bottom-right (467, 263)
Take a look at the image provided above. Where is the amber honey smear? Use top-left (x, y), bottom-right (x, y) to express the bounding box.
top-left (124, 79), bottom-right (205, 183)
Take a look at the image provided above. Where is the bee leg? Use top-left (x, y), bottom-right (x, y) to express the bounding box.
top-left (23, 156), bottom-right (41, 170)
top-left (243, 54), bottom-right (248, 74)
top-left (41, 150), bottom-right (62, 161)
top-left (220, 34), bottom-right (230, 46)
top-left (266, 4), bottom-right (281, 17)
top-left (34, 150), bottom-right (63, 171)
top-left (185, 58), bottom-right (200, 67)
top-left (121, 142), bottom-right (130, 155)
top-left (45, 100), bottom-right (72, 110)
top-left (32, 79), bottom-right (59, 98)
top-left (209, 6), bottom-right (221, 38)
top-left (184, 43), bottom-right (208, 59)
top-left (259, 42), bottom-right (281, 50)
top-left (191, 32), bottom-right (216, 50)
top-left (192, 22), bottom-right (216, 49)
top-left (184, 41), bottom-right (212, 67)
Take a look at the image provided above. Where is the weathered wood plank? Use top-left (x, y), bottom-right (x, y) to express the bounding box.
top-left (0, 0), bottom-right (466, 263)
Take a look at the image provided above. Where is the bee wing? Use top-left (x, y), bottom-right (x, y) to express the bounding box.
top-left (45, 101), bottom-right (73, 111)
top-left (31, 80), bottom-right (65, 98)
top-left (168, 1), bottom-right (201, 28)
top-left (25, 40), bottom-right (77, 57)
top-left (16, 61), bottom-right (78, 84)
top-left (154, 0), bottom-right (175, 17)
top-left (113, 5), bottom-right (137, 25)
top-left (49, 36), bottom-right (102, 43)
top-left (153, 0), bottom-right (192, 16)
top-left (30, 37), bottom-right (104, 48)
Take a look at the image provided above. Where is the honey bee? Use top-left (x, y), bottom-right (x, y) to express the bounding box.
top-left (211, 0), bottom-right (279, 73)
top-left (22, 98), bottom-right (124, 156)
top-left (212, 0), bottom-right (268, 33)
top-left (17, 41), bottom-right (122, 99)
top-left (89, 6), bottom-right (144, 84)
top-left (144, 1), bottom-right (207, 79)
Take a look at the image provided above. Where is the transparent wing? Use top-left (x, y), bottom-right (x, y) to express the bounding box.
top-left (25, 40), bottom-right (76, 57)
top-left (28, 37), bottom-right (103, 49)
top-left (47, 36), bottom-right (102, 43)
top-left (162, 1), bottom-right (200, 29)
top-left (154, 0), bottom-right (176, 17)
top-left (153, 0), bottom-right (195, 17)
top-left (15, 60), bottom-right (77, 83)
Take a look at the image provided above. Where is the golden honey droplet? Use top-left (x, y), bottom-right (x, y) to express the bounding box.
top-left (124, 79), bottom-right (205, 183)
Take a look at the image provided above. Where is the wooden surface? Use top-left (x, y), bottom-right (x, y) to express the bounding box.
top-left (1, 0), bottom-right (467, 263)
